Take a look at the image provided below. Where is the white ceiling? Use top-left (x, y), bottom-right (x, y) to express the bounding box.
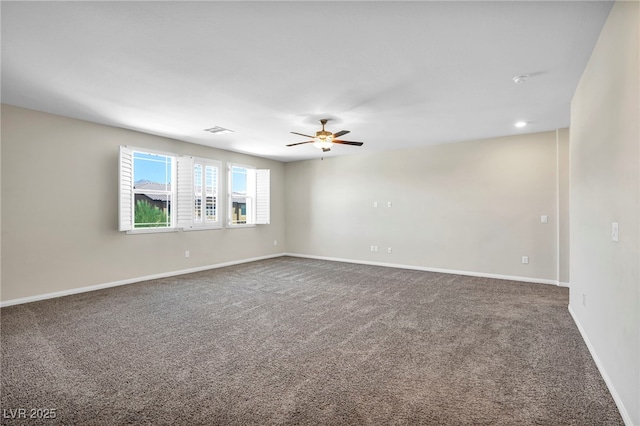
top-left (1, 1), bottom-right (613, 162)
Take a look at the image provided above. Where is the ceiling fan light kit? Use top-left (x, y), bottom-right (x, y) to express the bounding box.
top-left (313, 136), bottom-right (333, 150)
top-left (287, 118), bottom-right (364, 153)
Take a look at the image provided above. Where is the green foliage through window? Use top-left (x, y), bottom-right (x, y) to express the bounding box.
top-left (135, 200), bottom-right (169, 228)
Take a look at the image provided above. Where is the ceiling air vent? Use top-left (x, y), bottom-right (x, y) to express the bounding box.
top-left (204, 126), bottom-right (234, 135)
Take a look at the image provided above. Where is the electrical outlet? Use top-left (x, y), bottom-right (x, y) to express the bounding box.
top-left (370, 246), bottom-right (378, 252)
top-left (541, 215), bottom-right (548, 223)
top-left (387, 247), bottom-right (392, 253)
top-left (185, 251), bottom-right (190, 258)
top-left (387, 201), bottom-right (393, 208)
top-left (521, 256), bottom-right (529, 264)
top-left (273, 240), bottom-right (278, 246)
top-left (373, 201), bottom-right (378, 208)
top-left (612, 222), bottom-right (619, 242)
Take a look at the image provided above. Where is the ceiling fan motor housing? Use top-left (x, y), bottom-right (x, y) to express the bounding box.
top-left (316, 130), bottom-right (333, 140)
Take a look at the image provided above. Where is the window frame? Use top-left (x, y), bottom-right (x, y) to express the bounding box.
top-left (228, 163), bottom-right (255, 228)
top-left (227, 163), bottom-right (270, 228)
top-left (119, 146), bottom-right (178, 234)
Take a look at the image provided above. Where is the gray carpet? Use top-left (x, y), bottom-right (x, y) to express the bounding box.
top-left (1, 257), bottom-right (622, 425)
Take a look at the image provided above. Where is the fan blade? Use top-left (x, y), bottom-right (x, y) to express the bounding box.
top-left (333, 140), bottom-right (364, 146)
top-left (290, 131), bottom-right (316, 139)
top-left (333, 130), bottom-right (350, 138)
top-left (286, 141), bottom-right (314, 147)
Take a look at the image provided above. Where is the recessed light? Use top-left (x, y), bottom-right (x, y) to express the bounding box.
top-left (204, 126), bottom-right (234, 135)
top-left (515, 121), bottom-right (527, 128)
top-left (513, 75), bottom-right (529, 84)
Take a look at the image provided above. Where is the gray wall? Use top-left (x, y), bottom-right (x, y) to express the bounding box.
top-left (285, 130), bottom-right (569, 282)
top-left (1, 105), bottom-right (286, 302)
top-left (558, 128), bottom-right (570, 284)
top-left (569, 1), bottom-right (639, 424)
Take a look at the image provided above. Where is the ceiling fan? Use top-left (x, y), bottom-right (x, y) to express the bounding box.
top-left (287, 119), bottom-right (364, 152)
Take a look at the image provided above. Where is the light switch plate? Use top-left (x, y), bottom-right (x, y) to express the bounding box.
top-left (612, 222), bottom-right (619, 242)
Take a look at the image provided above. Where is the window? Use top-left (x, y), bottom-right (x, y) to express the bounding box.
top-left (119, 147), bottom-right (176, 231)
top-left (120, 147), bottom-right (267, 233)
top-left (228, 164), bottom-right (270, 226)
top-left (133, 152), bottom-right (173, 228)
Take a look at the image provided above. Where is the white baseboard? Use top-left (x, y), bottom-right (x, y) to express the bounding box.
top-left (568, 305), bottom-right (633, 426)
top-left (558, 281), bottom-right (570, 288)
top-left (0, 253), bottom-right (286, 308)
top-left (284, 253), bottom-right (560, 285)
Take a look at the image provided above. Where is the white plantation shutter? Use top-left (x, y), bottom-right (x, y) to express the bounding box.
top-left (119, 146), bottom-right (133, 231)
top-left (194, 163), bottom-right (203, 223)
top-left (255, 169), bottom-right (270, 224)
top-left (205, 165), bottom-right (217, 223)
top-left (227, 163), bottom-right (233, 226)
top-left (192, 158), bottom-right (221, 229)
top-left (176, 156), bottom-right (194, 229)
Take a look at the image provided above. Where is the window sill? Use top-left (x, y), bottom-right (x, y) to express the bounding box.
top-left (126, 227), bottom-right (179, 235)
top-left (184, 225), bottom-right (223, 231)
top-left (227, 224), bottom-right (257, 229)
